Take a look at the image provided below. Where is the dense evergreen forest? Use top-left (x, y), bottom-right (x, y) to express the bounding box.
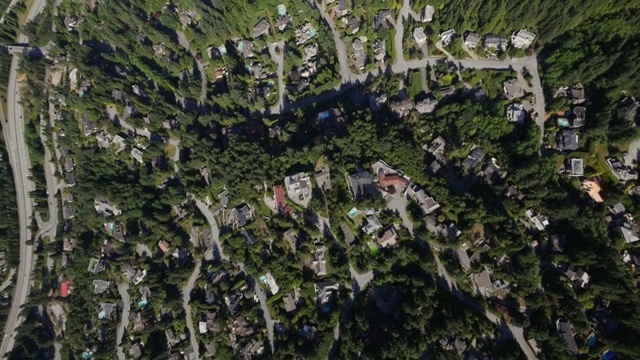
top-left (2, 0), bottom-right (640, 359)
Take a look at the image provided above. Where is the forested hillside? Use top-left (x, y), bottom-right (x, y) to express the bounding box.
top-left (428, 0), bottom-right (640, 97)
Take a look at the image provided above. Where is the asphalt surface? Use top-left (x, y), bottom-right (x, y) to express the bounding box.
top-left (115, 282), bottom-right (130, 360)
top-left (182, 261), bottom-right (201, 359)
top-left (0, 0), bottom-right (55, 355)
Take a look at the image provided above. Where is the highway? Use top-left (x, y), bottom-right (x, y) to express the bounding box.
top-left (0, 0), bottom-right (52, 356)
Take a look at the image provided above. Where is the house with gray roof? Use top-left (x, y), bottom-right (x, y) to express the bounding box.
top-left (251, 19), bottom-right (270, 38)
top-left (347, 170), bottom-right (378, 200)
top-left (556, 318), bottom-right (578, 355)
top-left (483, 35), bottom-right (509, 52)
top-left (503, 78), bottom-right (525, 99)
top-left (556, 130), bottom-right (579, 151)
top-left (375, 10), bottom-right (392, 29)
top-left (464, 32), bottom-right (481, 49)
top-left (461, 146), bottom-right (486, 173)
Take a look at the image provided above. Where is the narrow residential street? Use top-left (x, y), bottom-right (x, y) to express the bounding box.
top-left (182, 261), bottom-right (201, 359)
top-left (389, 196), bottom-right (538, 360)
top-left (116, 282), bottom-right (130, 360)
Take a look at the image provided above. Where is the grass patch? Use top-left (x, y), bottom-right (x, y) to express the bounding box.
top-left (407, 69), bottom-right (423, 97)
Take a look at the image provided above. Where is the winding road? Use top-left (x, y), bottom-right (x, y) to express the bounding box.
top-left (0, 0), bottom-right (49, 356)
top-left (182, 261), bottom-right (201, 359)
top-left (115, 282), bottom-right (130, 360)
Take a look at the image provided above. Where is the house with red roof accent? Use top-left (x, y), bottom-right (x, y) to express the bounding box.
top-left (61, 280), bottom-right (69, 298)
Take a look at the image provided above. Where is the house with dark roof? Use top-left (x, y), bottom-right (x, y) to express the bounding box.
top-left (556, 130), bottom-right (579, 151)
top-left (461, 146), bottom-right (486, 173)
top-left (556, 318), bottom-right (579, 355)
top-left (375, 10), bottom-right (392, 29)
top-left (570, 83), bottom-right (586, 105)
top-left (347, 170), bottom-right (378, 200)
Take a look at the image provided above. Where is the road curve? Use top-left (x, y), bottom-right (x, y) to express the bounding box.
top-left (0, 0), bottom-right (52, 355)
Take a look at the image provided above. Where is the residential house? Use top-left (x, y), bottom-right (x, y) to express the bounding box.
top-left (605, 157), bottom-right (638, 182)
top-left (372, 160), bottom-right (410, 194)
top-left (64, 158), bottom-right (75, 173)
top-left (276, 14), bottom-right (292, 31)
top-left (483, 35), bottom-right (509, 52)
top-left (259, 273), bottom-right (280, 296)
top-left (511, 29), bottom-right (536, 49)
top-left (98, 303), bottom-right (116, 320)
top-left (440, 85), bottom-right (456, 97)
top-left (464, 32), bottom-right (481, 49)
top-left (560, 264), bottom-right (590, 288)
top-left (506, 185), bottom-right (525, 200)
top-left (422, 5), bottom-right (435, 22)
top-left (228, 204), bottom-right (253, 228)
top-left (556, 130), bottom-right (580, 151)
top-left (95, 132), bottom-right (111, 149)
top-left (413, 28), bottom-right (427, 46)
top-left (470, 269), bottom-right (493, 297)
top-left (93, 280), bottom-right (110, 294)
top-left (63, 205), bottom-right (75, 220)
top-left (570, 83), bottom-right (586, 104)
top-left (621, 97), bottom-right (639, 122)
top-left (314, 281), bottom-right (340, 309)
top-left (375, 10), bottom-right (392, 29)
top-left (556, 318), bottom-right (579, 355)
top-left (130, 343), bottom-right (143, 360)
top-left (158, 240), bottom-right (171, 254)
top-left (373, 38), bottom-right (386, 61)
top-left (83, 111), bottom-right (96, 136)
top-left (251, 19), bottom-right (270, 38)
top-left (312, 243), bottom-right (327, 276)
top-left (345, 15), bottom-right (359, 34)
top-left (525, 209), bottom-right (549, 231)
top-left (316, 107), bottom-right (348, 135)
top-left (572, 106), bottom-right (586, 128)
top-left (60, 280), bottom-right (69, 298)
top-left (483, 162), bottom-right (507, 185)
top-left (503, 78), bottom-right (525, 99)
top-left (165, 328), bottom-right (183, 347)
top-left (335, 0), bottom-right (350, 16)
top-left (352, 38), bottom-right (366, 70)
top-left (425, 136), bottom-right (446, 156)
top-left (238, 40), bottom-right (254, 58)
top-left (347, 170), bottom-right (378, 200)
top-left (241, 339), bottom-right (264, 359)
top-left (461, 146), bottom-right (486, 173)
top-left (314, 164), bottom-right (331, 193)
top-left (582, 179), bottom-right (604, 203)
top-left (406, 185), bottom-right (440, 215)
top-left (426, 216), bottom-right (461, 240)
top-left (282, 289), bottom-right (301, 313)
top-left (285, 172), bottom-right (312, 207)
top-left (362, 210), bottom-right (383, 235)
top-left (569, 158), bottom-right (584, 177)
top-left (295, 23), bottom-right (316, 45)
top-left (62, 238), bottom-right (76, 252)
top-left (368, 93), bottom-right (387, 112)
top-left (506, 103), bottom-right (526, 123)
top-left (88, 258), bottom-right (107, 274)
top-left (416, 97), bottom-right (438, 114)
top-left (609, 204), bottom-right (640, 243)
top-left (439, 29), bottom-right (456, 46)
top-left (377, 227), bottom-right (399, 248)
top-left (131, 148), bottom-right (144, 164)
top-left (389, 98), bottom-right (414, 117)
